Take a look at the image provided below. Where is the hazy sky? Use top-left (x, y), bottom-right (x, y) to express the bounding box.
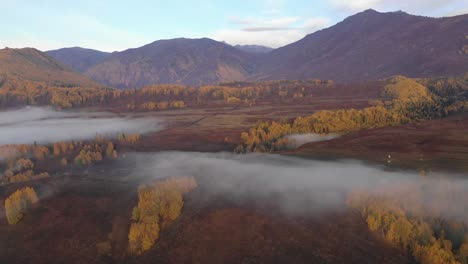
top-left (0, 0), bottom-right (466, 51)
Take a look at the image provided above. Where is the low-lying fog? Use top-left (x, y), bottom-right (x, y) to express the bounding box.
top-left (130, 151), bottom-right (468, 218)
top-left (285, 133), bottom-right (339, 148)
top-left (0, 107), bottom-right (162, 145)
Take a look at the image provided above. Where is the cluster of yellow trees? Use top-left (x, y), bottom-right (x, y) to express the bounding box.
top-left (3, 158), bottom-right (49, 183)
top-left (125, 80), bottom-right (332, 110)
top-left (52, 141), bottom-right (77, 156)
top-left (0, 144), bottom-right (51, 162)
top-left (128, 176), bottom-right (197, 255)
top-left (117, 133), bottom-right (141, 145)
top-left (0, 134), bottom-right (141, 184)
top-left (236, 105), bottom-right (406, 152)
top-left (4, 187), bottom-right (39, 224)
top-left (0, 78), bottom-right (117, 108)
top-left (139, 100), bottom-right (186, 111)
top-left (73, 144), bottom-right (104, 166)
top-left (348, 189), bottom-right (468, 264)
top-left (236, 76), bottom-right (467, 153)
top-left (0, 145), bottom-right (53, 184)
top-left (0, 78), bottom-right (335, 110)
top-left (73, 134), bottom-right (142, 165)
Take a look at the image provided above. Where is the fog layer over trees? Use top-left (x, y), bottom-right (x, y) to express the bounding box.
top-left (0, 107), bottom-right (162, 145)
top-left (130, 152), bottom-right (468, 217)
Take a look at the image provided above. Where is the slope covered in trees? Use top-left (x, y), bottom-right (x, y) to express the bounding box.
top-left (236, 75), bottom-right (468, 153)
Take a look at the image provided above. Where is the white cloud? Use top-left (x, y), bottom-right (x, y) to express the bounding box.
top-left (229, 16), bottom-right (299, 28)
top-left (302, 17), bottom-right (331, 33)
top-left (444, 7), bottom-right (468, 16)
top-left (212, 28), bottom-right (306, 48)
top-left (212, 16), bottom-right (330, 48)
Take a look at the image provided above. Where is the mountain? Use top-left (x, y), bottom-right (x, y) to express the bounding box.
top-left (47, 10), bottom-right (468, 88)
top-left (234, 45), bottom-right (273, 54)
top-left (256, 9), bottom-right (468, 81)
top-left (84, 38), bottom-right (259, 88)
top-left (47, 47), bottom-right (111, 73)
top-left (0, 47), bottom-right (100, 87)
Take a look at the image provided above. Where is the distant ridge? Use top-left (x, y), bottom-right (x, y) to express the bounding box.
top-left (83, 38), bottom-right (260, 88)
top-left (45, 9), bottom-right (468, 88)
top-left (47, 47), bottom-right (111, 73)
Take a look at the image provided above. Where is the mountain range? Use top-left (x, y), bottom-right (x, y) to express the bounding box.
top-left (4, 9), bottom-right (467, 89)
top-left (81, 38), bottom-right (260, 89)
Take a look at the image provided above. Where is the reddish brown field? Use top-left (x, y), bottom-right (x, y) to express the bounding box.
top-left (290, 113), bottom-right (468, 173)
top-left (1, 96), bottom-right (467, 263)
top-left (0, 169), bottom-right (410, 264)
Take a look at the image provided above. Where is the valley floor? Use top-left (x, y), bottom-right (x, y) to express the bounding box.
top-left (1, 105), bottom-right (467, 263)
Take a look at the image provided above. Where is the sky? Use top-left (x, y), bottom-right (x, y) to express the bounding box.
top-left (0, 0), bottom-right (466, 52)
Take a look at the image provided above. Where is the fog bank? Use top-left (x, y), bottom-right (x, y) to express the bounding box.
top-left (284, 133), bottom-right (339, 148)
top-left (0, 107), bottom-right (163, 146)
top-left (129, 152), bottom-right (468, 218)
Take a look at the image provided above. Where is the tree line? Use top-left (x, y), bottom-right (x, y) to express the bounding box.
top-left (0, 78), bottom-right (337, 110)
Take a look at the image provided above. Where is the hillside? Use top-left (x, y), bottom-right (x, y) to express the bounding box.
top-left (256, 9), bottom-right (468, 81)
top-left (47, 47), bottom-right (111, 73)
top-left (0, 48), bottom-right (99, 87)
top-left (84, 38), bottom-right (259, 88)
